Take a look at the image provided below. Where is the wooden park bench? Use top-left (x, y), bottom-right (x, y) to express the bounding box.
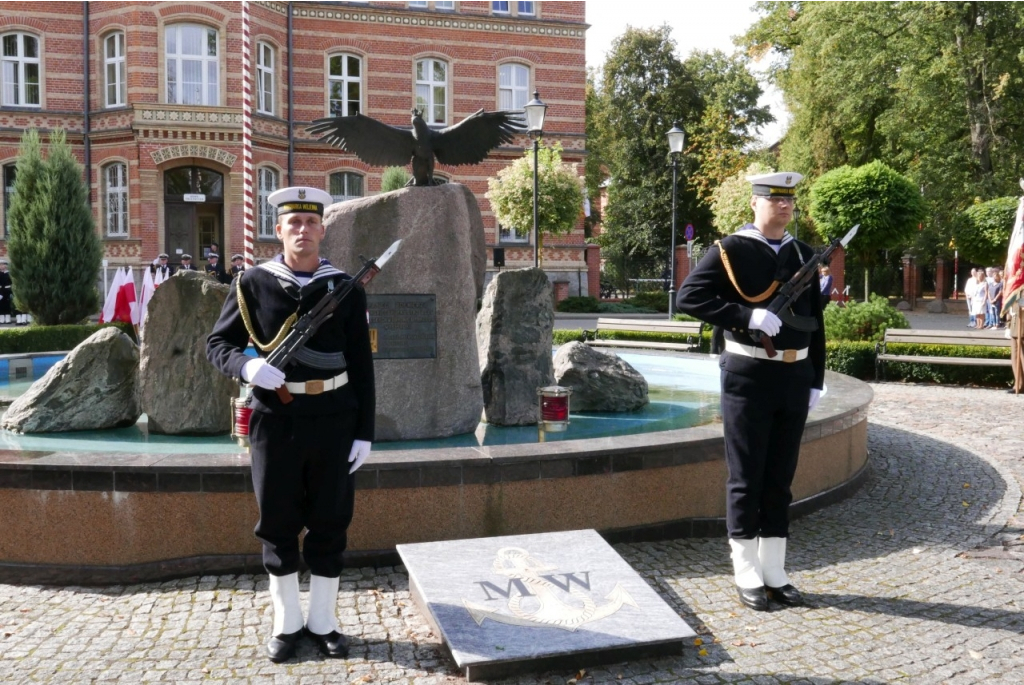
top-left (874, 328), bottom-right (1012, 380)
top-left (585, 317), bottom-right (705, 352)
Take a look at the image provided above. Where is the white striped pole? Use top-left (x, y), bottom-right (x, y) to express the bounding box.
top-left (241, 0), bottom-right (255, 267)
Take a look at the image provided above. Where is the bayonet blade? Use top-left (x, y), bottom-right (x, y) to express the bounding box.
top-left (840, 224), bottom-right (859, 248)
top-left (375, 239), bottom-right (402, 268)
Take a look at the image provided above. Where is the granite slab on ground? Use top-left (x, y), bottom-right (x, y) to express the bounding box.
top-left (397, 529), bottom-right (695, 681)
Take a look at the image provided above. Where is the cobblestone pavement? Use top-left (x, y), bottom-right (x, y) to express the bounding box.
top-left (2, 383), bottom-right (1023, 684)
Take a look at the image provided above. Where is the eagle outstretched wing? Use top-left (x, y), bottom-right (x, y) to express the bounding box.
top-left (432, 109), bottom-right (525, 166)
top-left (307, 114), bottom-right (415, 166)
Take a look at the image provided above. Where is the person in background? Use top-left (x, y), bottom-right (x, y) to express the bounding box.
top-left (179, 254), bottom-right (197, 271)
top-left (819, 265), bottom-right (833, 309)
top-left (964, 268), bottom-right (979, 327)
top-left (971, 269), bottom-right (990, 330)
top-left (230, 254), bottom-right (246, 278)
top-left (0, 259), bottom-right (11, 324)
top-left (988, 270), bottom-right (1003, 329)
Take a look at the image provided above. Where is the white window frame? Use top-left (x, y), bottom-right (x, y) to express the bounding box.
top-left (3, 164), bottom-right (16, 237)
top-left (256, 41), bottom-right (274, 115)
top-left (1, 32), bottom-right (41, 107)
top-left (492, 1), bottom-right (510, 14)
top-left (328, 53), bottom-right (362, 117)
top-left (517, 1), bottom-right (536, 16)
top-left (408, 1), bottom-right (428, 7)
top-left (104, 32), bottom-right (127, 108)
top-left (329, 172), bottom-right (364, 203)
top-left (165, 24), bottom-right (220, 106)
top-left (415, 58), bottom-right (448, 126)
top-left (498, 223), bottom-right (528, 244)
top-left (435, 1), bottom-right (455, 9)
top-left (499, 63), bottom-right (529, 111)
top-left (257, 167), bottom-right (278, 239)
top-left (105, 163), bottom-right (129, 238)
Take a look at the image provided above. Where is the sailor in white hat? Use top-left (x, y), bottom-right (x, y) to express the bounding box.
top-left (207, 186), bottom-right (373, 662)
top-left (675, 171), bottom-right (824, 612)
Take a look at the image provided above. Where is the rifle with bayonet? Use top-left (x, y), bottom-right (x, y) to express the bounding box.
top-left (751, 225), bottom-right (858, 358)
top-left (264, 239), bottom-right (402, 403)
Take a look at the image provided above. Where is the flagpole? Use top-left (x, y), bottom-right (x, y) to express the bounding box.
top-left (242, 0), bottom-right (255, 268)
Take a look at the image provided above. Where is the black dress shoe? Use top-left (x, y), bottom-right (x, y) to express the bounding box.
top-left (304, 627), bottom-right (349, 658)
top-left (736, 585), bottom-right (768, 611)
top-left (766, 584), bottom-right (804, 606)
top-left (266, 629), bottom-right (303, 663)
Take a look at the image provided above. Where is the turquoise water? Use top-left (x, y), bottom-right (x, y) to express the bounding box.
top-left (0, 352), bottom-right (721, 453)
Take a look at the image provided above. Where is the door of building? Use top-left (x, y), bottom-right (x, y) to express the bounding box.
top-left (163, 166), bottom-right (225, 266)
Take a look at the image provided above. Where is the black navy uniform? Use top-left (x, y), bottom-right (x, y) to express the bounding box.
top-left (206, 255), bottom-right (375, 577)
top-left (676, 226), bottom-right (825, 540)
top-left (0, 268), bottom-right (11, 318)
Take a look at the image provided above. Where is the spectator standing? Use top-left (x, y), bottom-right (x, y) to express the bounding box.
top-left (819, 265), bottom-right (833, 309)
top-left (988, 270), bottom-right (1004, 328)
top-left (0, 259), bottom-right (11, 324)
top-left (971, 270), bottom-right (990, 330)
top-left (964, 268), bottom-right (979, 327)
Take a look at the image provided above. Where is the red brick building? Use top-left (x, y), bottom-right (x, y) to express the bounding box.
top-left (0, 1), bottom-right (590, 294)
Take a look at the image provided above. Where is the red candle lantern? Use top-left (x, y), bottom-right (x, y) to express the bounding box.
top-left (537, 385), bottom-right (572, 432)
top-left (231, 396), bottom-right (253, 448)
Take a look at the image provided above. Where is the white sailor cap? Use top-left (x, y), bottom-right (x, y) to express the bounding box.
top-left (267, 186), bottom-right (334, 217)
top-left (747, 171), bottom-right (803, 197)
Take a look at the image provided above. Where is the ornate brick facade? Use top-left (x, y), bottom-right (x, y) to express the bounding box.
top-left (0, 1), bottom-right (587, 277)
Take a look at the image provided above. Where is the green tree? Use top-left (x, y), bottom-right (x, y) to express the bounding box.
top-left (742, 1), bottom-right (1024, 257)
top-left (380, 166), bottom-right (411, 192)
top-left (809, 161), bottom-right (925, 301)
top-left (5, 130), bottom-right (45, 299)
top-left (485, 142), bottom-right (583, 265)
top-left (953, 196), bottom-right (1018, 266)
top-left (8, 129), bottom-right (103, 324)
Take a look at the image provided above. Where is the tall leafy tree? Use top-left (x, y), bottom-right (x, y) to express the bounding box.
top-left (953, 196), bottom-right (1018, 266)
top-left (809, 161), bottom-right (926, 300)
top-left (8, 129), bottom-right (103, 324)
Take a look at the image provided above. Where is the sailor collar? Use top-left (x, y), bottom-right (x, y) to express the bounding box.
top-left (733, 224), bottom-right (796, 248)
top-left (257, 254), bottom-right (346, 286)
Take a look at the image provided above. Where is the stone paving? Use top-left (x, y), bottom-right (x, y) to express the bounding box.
top-left (2, 382), bottom-right (1023, 684)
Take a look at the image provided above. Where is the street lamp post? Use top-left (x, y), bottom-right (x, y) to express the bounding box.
top-left (666, 121), bottom-right (685, 317)
top-left (524, 91), bottom-right (548, 269)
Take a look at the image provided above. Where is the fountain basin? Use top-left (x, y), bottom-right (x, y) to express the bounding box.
top-left (0, 353), bottom-right (872, 584)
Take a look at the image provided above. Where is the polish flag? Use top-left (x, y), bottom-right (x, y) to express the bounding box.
top-left (114, 267), bottom-right (140, 325)
top-left (99, 267), bottom-right (125, 324)
top-left (139, 267), bottom-right (156, 330)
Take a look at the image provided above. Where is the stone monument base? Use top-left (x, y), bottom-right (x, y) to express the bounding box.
top-left (398, 529), bottom-right (695, 681)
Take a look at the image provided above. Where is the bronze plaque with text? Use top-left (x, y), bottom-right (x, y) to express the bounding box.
top-left (367, 294), bottom-right (437, 359)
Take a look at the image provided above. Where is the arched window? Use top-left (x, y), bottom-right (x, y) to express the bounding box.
top-left (104, 32), bottom-right (126, 107)
top-left (498, 63), bottom-right (529, 111)
top-left (104, 163), bottom-right (129, 237)
top-left (330, 172), bottom-right (364, 203)
top-left (328, 54), bottom-right (361, 117)
top-left (256, 41), bottom-right (274, 115)
top-left (165, 24), bottom-right (219, 106)
top-left (1, 32), bottom-right (41, 107)
top-left (257, 167), bottom-right (278, 239)
top-left (415, 58), bottom-right (447, 125)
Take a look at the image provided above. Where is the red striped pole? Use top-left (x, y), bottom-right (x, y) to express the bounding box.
top-left (241, 0), bottom-right (255, 268)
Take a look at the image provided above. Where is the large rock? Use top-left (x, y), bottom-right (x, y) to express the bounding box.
top-left (321, 184), bottom-right (484, 440)
top-left (139, 270), bottom-right (238, 434)
top-left (1, 327), bottom-right (141, 433)
top-left (477, 268), bottom-right (554, 425)
top-left (553, 342), bottom-right (649, 412)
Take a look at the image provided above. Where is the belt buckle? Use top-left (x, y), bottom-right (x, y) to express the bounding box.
top-left (782, 349), bottom-right (797, 363)
top-left (305, 379), bottom-right (325, 395)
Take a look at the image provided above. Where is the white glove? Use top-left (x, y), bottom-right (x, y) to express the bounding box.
top-left (241, 358), bottom-right (286, 390)
top-left (808, 388), bottom-right (822, 411)
top-left (748, 308), bottom-right (782, 337)
top-left (348, 439), bottom-right (372, 474)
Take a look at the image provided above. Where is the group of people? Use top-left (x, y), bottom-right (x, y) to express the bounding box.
top-left (0, 258), bottom-right (29, 325)
top-left (151, 249), bottom-right (248, 286)
top-left (964, 266), bottom-right (1006, 329)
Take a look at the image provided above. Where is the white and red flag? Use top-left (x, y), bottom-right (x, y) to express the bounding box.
top-left (1002, 192), bottom-right (1024, 317)
top-left (113, 267), bottom-right (139, 325)
top-left (139, 266), bottom-right (156, 330)
top-left (99, 266), bottom-right (125, 324)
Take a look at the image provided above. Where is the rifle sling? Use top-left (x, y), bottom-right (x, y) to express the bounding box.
top-left (715, 240), bottom-right (780, 304)
top-left (236, 281), bottom-right (298, 352)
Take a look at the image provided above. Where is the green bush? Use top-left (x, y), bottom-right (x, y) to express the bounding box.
top-left (878, 343), bottom-right (1012, 386)
top-left (553, 329), bottom-right (585, 345)
top-left (380, 166), bottom-right (411, 192)
top-left (825, 341), bottom-right (876, 379)
top-left (597, 302), bottom-right (658, 314)
top-left (823, 294), bottom-right (909, 342)
top-left (0, 322), bottom-right (135, 354)
top-left (556, 296), bottom-right (601, 313)
top-left (621, 291), bottom-right (670, 313)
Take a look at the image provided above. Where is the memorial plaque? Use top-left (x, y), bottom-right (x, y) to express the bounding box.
top-left (398, 529), bottom-right (695, 681)
top-left (367, 294), bottom-right (437, 359)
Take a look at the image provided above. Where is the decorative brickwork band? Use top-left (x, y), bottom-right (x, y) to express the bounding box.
top-left (150, 144), bottom-right (237, 167)
top-left (242, 1), bottom-right (255, 267)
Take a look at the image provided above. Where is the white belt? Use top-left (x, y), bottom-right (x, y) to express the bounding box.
top-left (725, 340), bottom-right (808, 363)
top-left (284, 371), bottom-right (348, 395)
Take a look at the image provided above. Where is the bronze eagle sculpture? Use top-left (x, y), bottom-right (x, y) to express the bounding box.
top-left (307, 108), bottom-right (524, 187)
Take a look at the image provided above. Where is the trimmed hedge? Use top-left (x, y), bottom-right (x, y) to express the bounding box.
top-left (552, 330), bottom-right (1012, 387)
top-left (0, 322), bottom-right (136, 354)
top-left (556, 296), bottom-right (601, 313)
